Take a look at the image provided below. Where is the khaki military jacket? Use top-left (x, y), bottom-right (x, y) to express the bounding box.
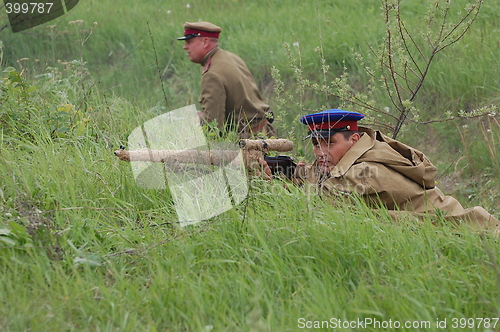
top-left (199, 48), bottom-right (275, 138)
top-left (302, 127), bottom-right (499, 232)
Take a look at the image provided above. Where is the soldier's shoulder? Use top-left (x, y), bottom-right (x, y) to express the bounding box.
top-left (205, 51), bottom-right (239, 74)
top-left (212, 49), bottom-right (244, 65)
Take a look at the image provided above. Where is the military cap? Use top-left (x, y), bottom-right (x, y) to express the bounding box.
top-left (177, 21), bottom-right (222, 40)
top-left (300, 109), bottom-right (364, 139)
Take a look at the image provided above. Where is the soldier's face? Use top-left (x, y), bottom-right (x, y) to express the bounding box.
top-left (312, 132), bottom-right (360, 173)
top-left (183, 37), bottom-right (208, 63)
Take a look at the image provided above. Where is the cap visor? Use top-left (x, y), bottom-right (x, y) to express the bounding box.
top-left (177, 36), bottom-right (194, 40)
top-left (303, 130), bottom-right (335, 140)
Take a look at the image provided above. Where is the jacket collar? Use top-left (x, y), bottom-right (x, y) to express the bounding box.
top-left (201, 47), bottom-right (219, 66)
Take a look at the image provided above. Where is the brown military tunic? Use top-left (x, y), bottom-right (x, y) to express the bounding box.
top-left (300, 127), bottom-right (499, 233)
top-left (199, 48), bottom-right (276, 138)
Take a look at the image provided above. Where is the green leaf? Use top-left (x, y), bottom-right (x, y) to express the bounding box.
top-left (74, 254), bottom-right (103, 267)
top-left (0, 236), bottom-right (17, 246)
top-left (2, 67), bottom-right (16, 73)
top-left (8, 221), bottom-right (29, 237)
top-left (0, 228), bottom-right (12, 236)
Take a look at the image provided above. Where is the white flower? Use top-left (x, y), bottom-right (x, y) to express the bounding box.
top-left (186, 4), bottom-right (191, 8)
top-left (167, 10), bottom-right (172, 14)
top-left (293, 42), bottom-right (299, 47)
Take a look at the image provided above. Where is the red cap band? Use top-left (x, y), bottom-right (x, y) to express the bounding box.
top-left (184, 28), bottom-right (220, 38)
top-left (307, 120), bottom-right (358, 132)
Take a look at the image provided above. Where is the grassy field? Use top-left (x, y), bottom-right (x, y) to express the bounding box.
top-left (1, 0), bottom-right (500, 330)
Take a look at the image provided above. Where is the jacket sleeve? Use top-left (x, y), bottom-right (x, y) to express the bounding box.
top-left (326, 161), bottom-right (427, 209)
top-left (199, 72), bottom-right (226, 128)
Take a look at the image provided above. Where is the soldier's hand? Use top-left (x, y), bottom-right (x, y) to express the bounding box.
top-left (244, 157), bottom-right (271, 180)
top-left (255, 157), bottom-right (272, 180)
top-left (292, 161), bottom-right (308, 185)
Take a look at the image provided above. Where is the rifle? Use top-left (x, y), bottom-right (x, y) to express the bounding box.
top-left (114, 139), bottom-right (296, 180)
top-left (263, 155), bottom-right (296, 179)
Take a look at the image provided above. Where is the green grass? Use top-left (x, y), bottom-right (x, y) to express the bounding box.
top-left (1, 181), bottom-right (499, 330)
top-left (1, 0), bottom-right (500, 330)
top-left (2, 0), bottom-right (499, 111)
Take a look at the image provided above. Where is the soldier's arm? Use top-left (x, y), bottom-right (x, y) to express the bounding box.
top-left (199, 72), bottom-right (226, 128)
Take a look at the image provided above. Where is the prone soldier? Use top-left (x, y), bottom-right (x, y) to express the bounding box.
top-left (260, 109), bottom-right (499, 233)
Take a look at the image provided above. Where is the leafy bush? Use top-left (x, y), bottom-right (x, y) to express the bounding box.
top-left (0, 62), bottom-right (93, 143)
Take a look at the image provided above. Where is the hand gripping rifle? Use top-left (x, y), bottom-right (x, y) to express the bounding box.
top-left (239, 139), bottom-right (296, 179)
top-left (114, 139), bottom-right (296, 180)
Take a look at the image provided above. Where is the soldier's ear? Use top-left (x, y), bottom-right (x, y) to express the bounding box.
top-left (350, 132), bottom-right (361, 143)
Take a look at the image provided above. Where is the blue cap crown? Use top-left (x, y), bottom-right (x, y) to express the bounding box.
top-left (300, 109), bottom-right (364, 139)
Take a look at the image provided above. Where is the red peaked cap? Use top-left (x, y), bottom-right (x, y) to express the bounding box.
top-left (182, 28), bottom-right (220, 38)
top-left (177, 21), bottom-right (222, 40)
top-left (300, 109), bottom-right (364, 138)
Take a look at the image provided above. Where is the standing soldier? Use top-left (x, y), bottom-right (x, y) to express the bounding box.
top-left (178, 21), bottom-right (276, 138)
